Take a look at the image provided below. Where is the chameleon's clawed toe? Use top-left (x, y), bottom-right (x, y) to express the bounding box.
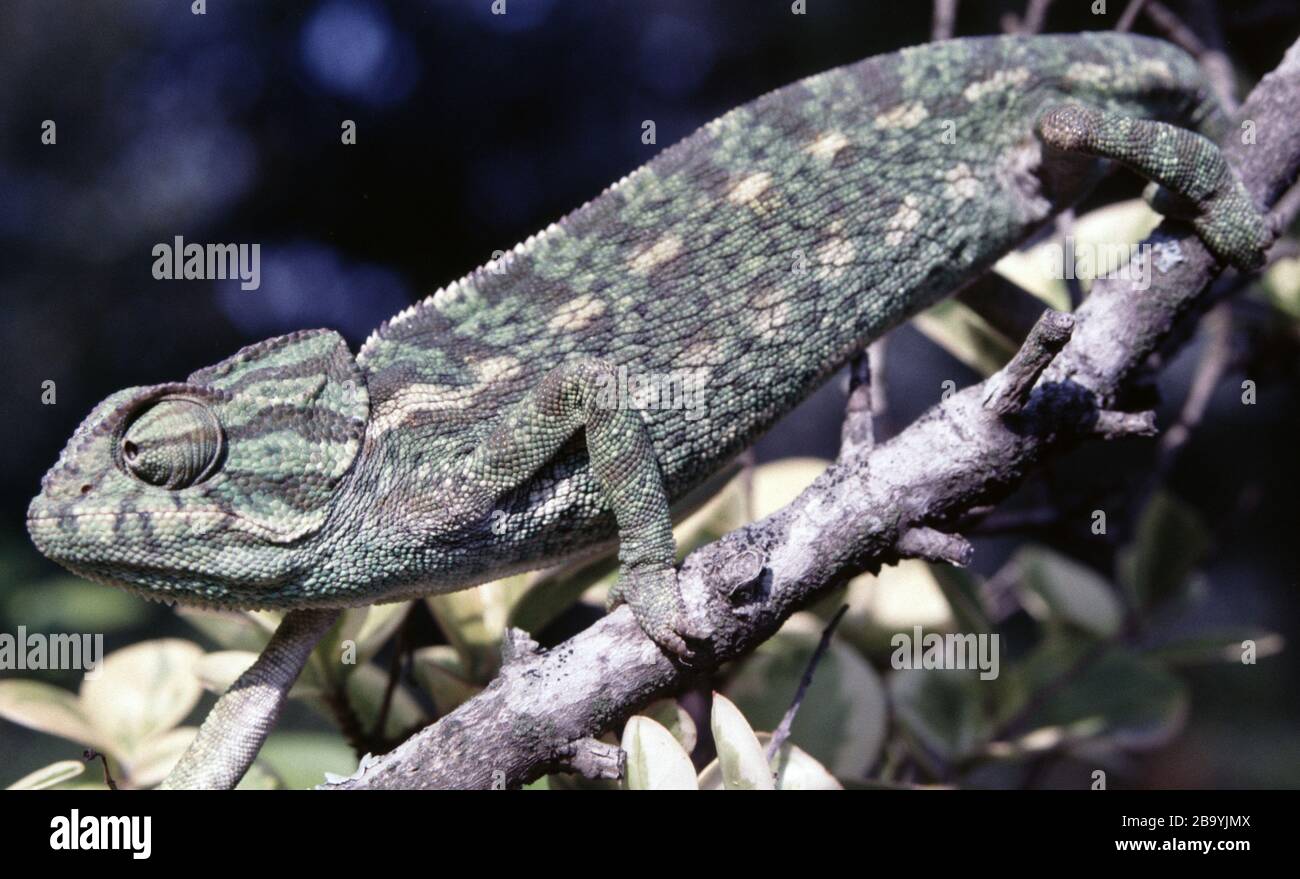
top-left (611, 565), bottom-right (708, 662)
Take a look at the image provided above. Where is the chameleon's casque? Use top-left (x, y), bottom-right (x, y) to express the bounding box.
top-left (30, 33), bottom-right (1259, 653)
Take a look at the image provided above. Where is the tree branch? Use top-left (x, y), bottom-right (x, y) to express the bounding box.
top-left (322, 38), bottom-right (1300, 790)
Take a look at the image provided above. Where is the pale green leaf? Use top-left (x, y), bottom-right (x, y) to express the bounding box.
top-left (698, 733), bottom-right (842, 790)
top-left (1008, 647), bottom-right (1188, 752)
top-left (427, 575), bottom-right (530, 680)
top-left (0, 679), bottom-right (101, 748)
top-left (767, 734), bottom-right (843, 790)
top-left (1119, 491), bottom-right (1211, 611)
top-left (622, 716), bottom-right (698, 790)
top-left (1016, 546), bottom-right (1123, 638)
top-left (711, 693), bottom-right (775, 790)
top-left (640, 699), bottom-right (697, 754)
top-left (6, 759), bottom-right (86, 791)
top-left (176, 607), bottom-right (279, 652)
top-left (79, 639), bottom-right (203, 757)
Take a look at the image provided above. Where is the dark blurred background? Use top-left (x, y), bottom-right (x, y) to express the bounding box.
top-left (1, 0), bottom-right (1297, 787)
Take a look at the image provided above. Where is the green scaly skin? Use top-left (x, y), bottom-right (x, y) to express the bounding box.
top-left (29, 34), bottom-right (1269, 668)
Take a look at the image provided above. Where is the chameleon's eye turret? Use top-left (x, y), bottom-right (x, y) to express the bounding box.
top-left (120, 397), bottom-right (225, 489)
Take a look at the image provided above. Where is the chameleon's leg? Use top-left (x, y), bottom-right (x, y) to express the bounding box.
top-left (1035, 103), bottom-right (1271, 271)
top-left (457, 358), bottom-right (700, 658)
top-left (160, 608), bottom-right (341, 789)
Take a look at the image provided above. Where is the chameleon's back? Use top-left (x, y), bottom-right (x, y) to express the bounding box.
top-left (358, 33), bottom-right (1215, 506)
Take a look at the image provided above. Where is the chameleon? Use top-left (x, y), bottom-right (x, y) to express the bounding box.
top-left (28, 33), bottom-right (1267, 726)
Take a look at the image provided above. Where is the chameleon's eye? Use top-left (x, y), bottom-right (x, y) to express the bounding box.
top-left (120, 397), bottom-right (225, 489)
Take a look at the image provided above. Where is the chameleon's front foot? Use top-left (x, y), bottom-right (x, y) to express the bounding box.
top-left (1035, 103), bottom-right (1272, 272)
top-left (608, 564), bottom-right (707, 661)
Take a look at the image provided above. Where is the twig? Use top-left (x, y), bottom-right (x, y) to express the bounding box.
top-left (1021, 0), bottom-right (1052, 34)
top-left (981, 310), bottom-right (1074, 416)
top-left (841, 350), bottom-right (875, 454)
top-left (932, 0), bottom-right (958, 42)
top-left (766, 604), bottom-right (849, 762)
top-left (1115, 0), bottom-right (1148, 33)
top-left (1155, 305), bottom-right (1233, 476)
top-left (370, 605), bottom-right (414, 743)
top-left (83, 749), bottom-right (118, 791)
top-left (1144, 0), bottom-right (1238, 111)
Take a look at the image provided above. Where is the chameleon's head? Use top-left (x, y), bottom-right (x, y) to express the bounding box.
top-left (27, 329), bottom-right (370, 609)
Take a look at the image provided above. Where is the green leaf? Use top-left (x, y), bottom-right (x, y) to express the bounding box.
top-left (622, 716), bottom-right (698, 790)
top-left (889, 668), bottom-right (992, 765)
top-left (640, 699), bottom-right (697, 754)
top-left (176, 607), bottom-right (278, 652)
top-left (1119, 491), bottom-right (1211, 611)
top-left (6, 759), bottom-right (86, 791)
top-left (1016, 546), bottom-right (1124, 638)
top-left (930, 563), bottom-right (992, 635)
top-left (698, 732), bottom-right (842, 790)
top-left (411, 646), bottom-right (481, 715)
top-left (711, 693), bottom-right (775, 790)
top-left (766, 734), bottom-right (843, 790)
top-left (0, 679), bottom-right (101, 748)
top-left (1013, 648), bottom-right (1188, 751)
top-left (79, 639), bottom-right (203, 759)
top-left (725, 612), bottom-right (887, 778)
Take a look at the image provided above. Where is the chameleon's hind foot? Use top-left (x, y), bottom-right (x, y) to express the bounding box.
top-left (1035, 102), bottom-right (1272, 271)
top-left (608, 564), bottom-right (706, 661)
